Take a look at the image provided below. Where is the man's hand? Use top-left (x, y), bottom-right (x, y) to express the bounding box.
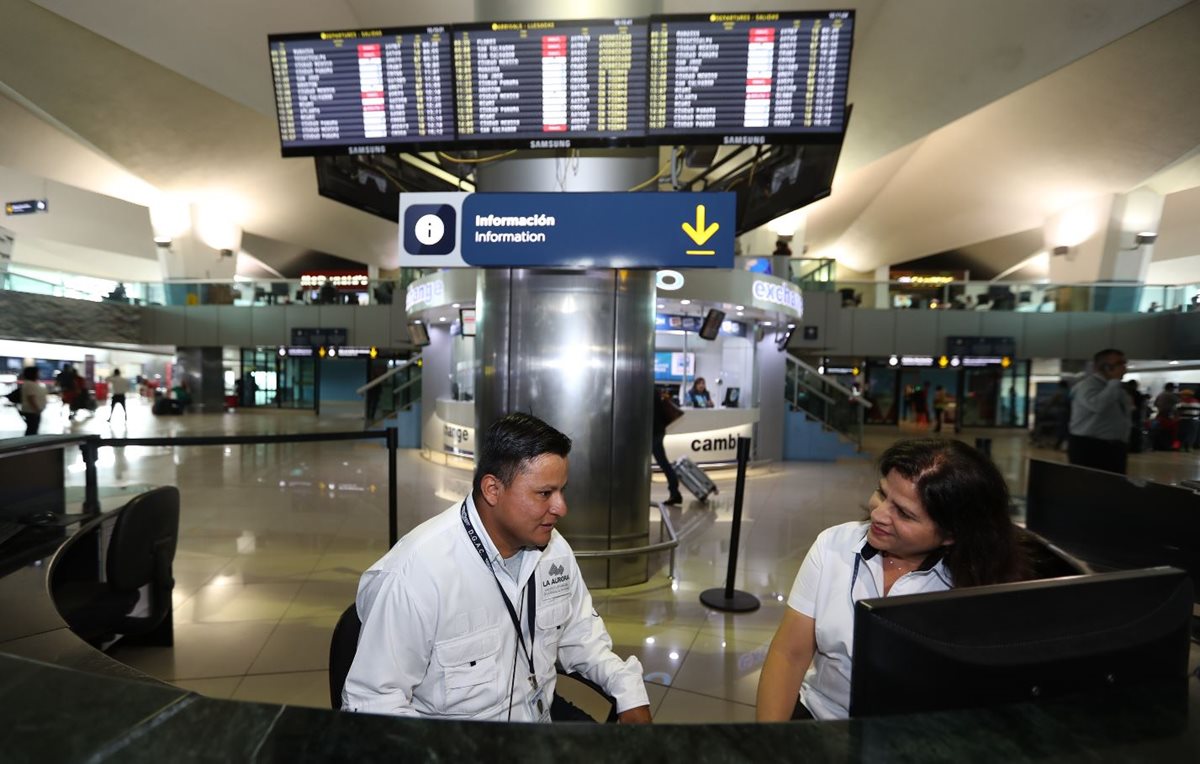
top-left (616, 705), bottom-right (653, 724)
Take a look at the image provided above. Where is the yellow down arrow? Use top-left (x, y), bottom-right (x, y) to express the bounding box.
top-left (682, 204), bottom-right (720, 249)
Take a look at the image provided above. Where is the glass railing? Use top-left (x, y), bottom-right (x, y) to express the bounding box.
top-left (811, 280), bottom-right (1200, 314)
top-left (784, 355), bottom-right (867, 450)
top-left (361, 357), bottom-right (422, 425)
top-left (1, 264), bottom-right (438, 307)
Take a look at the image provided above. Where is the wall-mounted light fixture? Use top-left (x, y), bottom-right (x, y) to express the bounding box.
top-left (1051, 245), bottom-right (1070, 256)
top-left (1135, 231), bottom-right (1157, 246)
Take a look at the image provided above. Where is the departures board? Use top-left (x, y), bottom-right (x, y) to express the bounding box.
top-left (453, 19), bottom-right (648, 149)
top-left (267, 11), bottom-right (853, 156)
top-left (647, 11), bottom-right (853, 145)
top-left (269, 26), bottom-right (455, 156)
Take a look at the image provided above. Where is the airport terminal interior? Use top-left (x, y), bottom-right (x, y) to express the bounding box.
top-left (3, 401), bottom-right (1198, 722)
top-left (3, 0), bottom-right (1200, 757)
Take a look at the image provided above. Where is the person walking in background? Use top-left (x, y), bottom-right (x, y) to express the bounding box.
top-left (1068, 349), bottom-right (1132, 473)
top-left (57, 363), bottom-right (79, 419)
top-left (107, 368), bottom-right (131, 422)
top-left (653, 387), bottom-right (684, 505)
top-left (1175, 389), bottom-right (1200, 453)
top-left (18, 367), bottom-right (47, 436)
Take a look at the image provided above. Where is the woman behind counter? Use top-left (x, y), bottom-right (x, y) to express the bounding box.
top-left (687, 377), bottom-right (715, 408)
top-left (756, 438), bottom-right (1029, 721)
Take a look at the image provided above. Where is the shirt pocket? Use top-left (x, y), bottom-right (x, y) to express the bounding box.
top-left (535, 600), bottom-right (572, 664)
top-left (434, 626), bottom-right (501, 714)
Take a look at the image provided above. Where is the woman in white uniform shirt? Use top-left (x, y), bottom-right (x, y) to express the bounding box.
top-left (756, 439), bottom-right (1029, 721)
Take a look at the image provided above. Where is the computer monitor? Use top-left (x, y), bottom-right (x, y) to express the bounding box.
top-left (848, 567), bottom-right (1193, 718)
top-left (407, 321), bottom-right (431, 347)
top-left (1025, 459), bottom-right (1200, 602)
top-left (0, 446), bottom-right (66, 522)
top-left (698, 309), bottom-right (725, 341)
top-left (723, 387), bottom-right (740, 408)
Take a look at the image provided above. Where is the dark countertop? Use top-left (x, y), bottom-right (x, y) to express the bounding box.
top-left (1, 650), bottom-right (1197, 763)
top-left (0, 447), bottom-right (1197, 760)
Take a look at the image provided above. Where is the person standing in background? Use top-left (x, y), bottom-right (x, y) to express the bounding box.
top-left (1068, 349), bottom-right (1131, 473)
top-left (1175, 389), bottom-right (1200, 453)
top-left (1153, 382), bottom-right (1181, 450)
top-left (107, 368), bottom-right (131, 422)
top-left (932, 386), bottom-right (948, 432)
top-left (19, 367), bottom-right (47, 436)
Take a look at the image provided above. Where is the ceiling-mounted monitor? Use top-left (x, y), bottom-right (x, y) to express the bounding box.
top-left (646, 10), bottom-right (854, 146)
top-left (268, 26), bottom-right (457, 156)
top-left (451, 18), bottom-right (648, 149)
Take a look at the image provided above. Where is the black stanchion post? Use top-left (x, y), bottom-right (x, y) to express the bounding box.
top-left (699, 436), bottom-right (760, 612)
top-left (81, 437), bottom-right (100, 515)
top-left (387, 426), bottom-right (399, 547)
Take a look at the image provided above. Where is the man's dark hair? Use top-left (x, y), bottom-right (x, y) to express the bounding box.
top-left (21, 366), bottom-right (37, 381)
top-left (473, 413), bottom-right (572, 496)
top-left (1093, 348), bottom-right (1125, 365)
top-left (879, 438), bottom-right (1028, 588)
top-left (1165, 382), bottom-right (1177, 391)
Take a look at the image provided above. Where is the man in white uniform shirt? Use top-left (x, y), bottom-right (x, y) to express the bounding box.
top-left (343, 412), bottom-right (652, 723)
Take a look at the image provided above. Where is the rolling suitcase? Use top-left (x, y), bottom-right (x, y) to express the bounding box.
top-left (673, 457), bottom-right (718, 502)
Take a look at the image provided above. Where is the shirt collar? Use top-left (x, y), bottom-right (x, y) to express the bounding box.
top-left (465, 493), bottom-right (505, 567)
top-left (858, 531), bottom-right (946, 572)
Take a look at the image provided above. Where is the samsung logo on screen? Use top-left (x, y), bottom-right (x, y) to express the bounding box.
top-left (723, 135), bottom-right (766, 145)
top-left (529, 139), bottom-right (571, 149)
top-left (752, 279), bottom-right (803, 314)
top-left (346, 145), bottom-right (387, 155)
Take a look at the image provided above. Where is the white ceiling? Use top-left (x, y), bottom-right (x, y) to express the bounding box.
top-left (1, 0), bottom-right (1198, 276)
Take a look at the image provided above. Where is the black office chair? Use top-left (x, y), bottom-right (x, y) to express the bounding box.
top-left (53, 487), bottom-right (180, 648)
top-left (329, 602), bottom-right (617, 721)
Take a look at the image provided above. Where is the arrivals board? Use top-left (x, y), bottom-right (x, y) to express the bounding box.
top-left (452, 18), bottom-right (648, 149)
top-left (268, 26), bottom-right (456, 156)
top-left (647, 11), bottom-right (853, 145)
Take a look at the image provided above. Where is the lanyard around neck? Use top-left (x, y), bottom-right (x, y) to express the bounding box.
top-left (460, 501), bottom-right (536, 677)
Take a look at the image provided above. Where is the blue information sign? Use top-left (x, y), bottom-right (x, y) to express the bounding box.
top-left (399, 192), bottom-right (734, 269)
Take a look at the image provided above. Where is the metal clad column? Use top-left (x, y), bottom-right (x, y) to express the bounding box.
top-left (474, 0), bottom-right (662, 587)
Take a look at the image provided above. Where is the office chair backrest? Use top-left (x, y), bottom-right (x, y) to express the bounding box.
top-left (329, 603), bottom-right (362, 709)
top-left (107, 486), bottom-right (180, 592)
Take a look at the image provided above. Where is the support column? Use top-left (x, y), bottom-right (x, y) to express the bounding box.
top-left (1045, 189), bottom-right (1164, 311)
top-left (475, 0), bottom-right (663, 588)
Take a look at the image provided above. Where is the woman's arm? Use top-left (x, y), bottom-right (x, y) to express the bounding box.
top-left (755, 608), bottom-right (817, 721)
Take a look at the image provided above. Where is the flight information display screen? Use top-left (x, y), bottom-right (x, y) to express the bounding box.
top-left (268, 26), bottom-right (456, 156)
top-left (452, 18), bottom-right (648, 149)
top-left (647, 11), bottom-right (853, 145)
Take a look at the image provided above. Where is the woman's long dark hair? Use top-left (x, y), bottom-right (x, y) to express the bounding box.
top-left (879, 439), bottom-right (1029, 588)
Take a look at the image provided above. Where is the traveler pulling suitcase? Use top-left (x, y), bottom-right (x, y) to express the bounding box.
top-left (673, 457), bottom-right (718, 502)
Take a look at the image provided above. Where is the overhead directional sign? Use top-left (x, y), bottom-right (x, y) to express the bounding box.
top-left (5, 199), bottom-right (48, 216)
top-left (398, 192), bottom-right (735, 269)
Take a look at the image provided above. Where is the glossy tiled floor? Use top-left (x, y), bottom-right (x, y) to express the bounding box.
top-left (8, 397), bottom-right (1199, 721)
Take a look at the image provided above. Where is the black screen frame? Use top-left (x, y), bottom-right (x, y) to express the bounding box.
top-left (645, 10), bottom-right (855, 147)
top-left (848, 567), bottom-right (1193, 718)
top-left (268, 25), bottom-right (460, 157)
top-left (449, 17), bottom-right (651, 151)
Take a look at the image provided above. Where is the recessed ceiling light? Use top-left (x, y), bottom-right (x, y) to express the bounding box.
top-left (735, 305), bottom-right (745, 311)
top-left (680, 299), bottom-right (691, 305)
top-left (452, 303), bottom-right (461, 308)
top-left (439, 316), bottom-right (447, 322)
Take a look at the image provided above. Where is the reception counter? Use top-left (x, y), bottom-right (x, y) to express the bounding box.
top-left (664, 407), bottom-right (759, 465)
top-left (6, 438), bottom-right (1197, 760)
